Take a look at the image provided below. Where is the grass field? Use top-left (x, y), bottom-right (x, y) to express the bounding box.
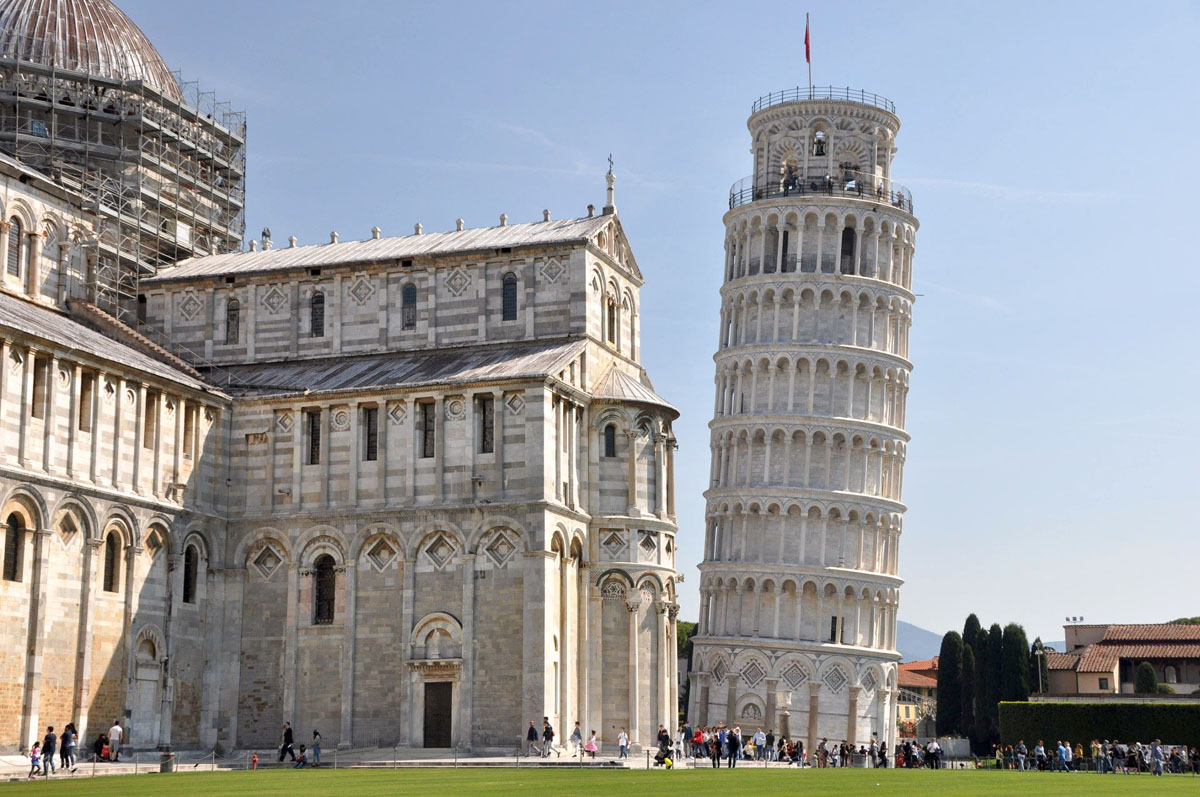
top-left (2, 768), bottom-right (1197, 795)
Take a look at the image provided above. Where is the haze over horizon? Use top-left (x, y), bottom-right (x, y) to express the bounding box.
top-left (122, 0), bottom-right (1199, 644)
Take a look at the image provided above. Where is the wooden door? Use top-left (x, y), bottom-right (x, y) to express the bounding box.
top-left (423, 682), bottom-right (452, 748)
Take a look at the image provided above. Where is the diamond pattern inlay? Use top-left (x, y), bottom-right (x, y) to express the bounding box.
top-left (349, 275), bottom-right (376, 305)
top-left (445, 267), bottom-right (471, 297)
top-left (484, 533), bottom-right (516, 567)
top-left (741, 660), bottom-right (766, 687)
top-left (781, 662), bottom-right (810, 688)
top-left (823, 667), bottom-right (848, 693)
top-left (178, 292), bottom-right (203, 321)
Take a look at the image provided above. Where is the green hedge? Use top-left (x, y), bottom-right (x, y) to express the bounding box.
top-left (999, 701), bottom-right (1200, 746)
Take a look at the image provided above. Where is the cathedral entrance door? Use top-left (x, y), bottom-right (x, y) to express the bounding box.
top-left (423, 682), bottom-right (452, 747)
top-left (131, 638), bottom-right (161, 747)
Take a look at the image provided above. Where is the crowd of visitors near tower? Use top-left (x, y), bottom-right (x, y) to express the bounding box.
top-left (24, 719), bottom-right (124, 779)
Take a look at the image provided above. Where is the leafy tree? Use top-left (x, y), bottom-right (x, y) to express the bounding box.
top-left (960, 644), bottom-right (978, 747)
top-left (1168, 616), bottom-right (1200, 624)
top-left (1134, 661), bottom-right (1158, 694)
top-left (936, 631), bottom-right (963, 736)
top-left (1000, 624), bottom-right (1031, 702)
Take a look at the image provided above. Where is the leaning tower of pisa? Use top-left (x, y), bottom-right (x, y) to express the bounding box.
top-left (690, 87), bottom-right (918, 756)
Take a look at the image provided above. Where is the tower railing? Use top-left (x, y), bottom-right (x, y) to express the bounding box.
top-left (729, 170), bottom-right (913, 213)
top-left (751, 86), bottom-right (895, 115)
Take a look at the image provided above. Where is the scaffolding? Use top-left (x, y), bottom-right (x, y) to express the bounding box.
top-left (0, 32), bottom-right (245, 324)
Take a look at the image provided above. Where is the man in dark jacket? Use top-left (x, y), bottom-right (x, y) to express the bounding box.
top-left (525, 721), bottom-right (540, 756)
top-left (726, 727), bottom-right (740, 767)
top-left (42, 727), bottom-right (57, 776)
top-left (279, 722), bottom-right (296, 762)
top-left (542, 718), bottom-right (558, 757)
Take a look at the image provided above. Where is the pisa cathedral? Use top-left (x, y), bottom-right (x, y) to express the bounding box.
top-left (0, 0), bottom-right (679, 753)
top-left (690, 87), bottom-right (918, 755)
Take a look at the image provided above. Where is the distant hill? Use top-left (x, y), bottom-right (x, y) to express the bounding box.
top-left (897, 621), bottom-right (943, 662)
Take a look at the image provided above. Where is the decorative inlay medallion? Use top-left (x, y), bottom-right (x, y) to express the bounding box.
top-left (741, 660), bottom-right (766, 687)
top-left (781, 661), bottom-right (810, 689)
top-left (178, 291), bottom-right (203, 321)
top-left (823, 667), bottom-right (848, 693)
top-left (505, 393), bottom-right (524, 415)
top-left (277, 411), bottom-right (293, 433)
top-left (445, 267), bottom-right (471, 297)
top-left (348, 274), bottom-right (376, 305)
top-left (260, 284), bottom-right (287, 314)
top-left (388, 401), bottom-right (407, 425)
top-left (484, 532), bottom-right (516, 567)
top-left (253, 547), bottom-right (282, 580)
top-left (540, 258), bottom-right (564, 283)
top-left (331, 409), bottom-right (351, 431)
top-left (445, 398), bottom-right (465, 421)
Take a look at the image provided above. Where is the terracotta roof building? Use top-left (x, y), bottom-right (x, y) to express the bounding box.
top-left (1045, 623), bottom-right (1200, 695)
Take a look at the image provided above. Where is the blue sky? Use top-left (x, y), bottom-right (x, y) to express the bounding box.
top-left (124, 0), bottom-right (1200, 644)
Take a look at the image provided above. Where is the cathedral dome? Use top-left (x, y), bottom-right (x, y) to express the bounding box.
top-left (0, 0), bottom-right (182, 101)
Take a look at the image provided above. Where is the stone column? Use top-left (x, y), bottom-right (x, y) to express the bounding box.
top-left (847, 686), bottom-right (860, 745)
top-left (151, 390), bottom-right (165, 497)
top-left (806, 682), bottom-right (821, 762)
top-left (460, 554), bottom-right (475, 750)
top-left (656, 601), bottom-right (670, 732)
top-left (725, 673), bottom-right (738, 727)
top-left (349, 402), bottom-right (360, 506)
top-left (577, 564), bottom-right (590, 735)
top-left (320, 405), bottom-right (331, 507)
top-left (340, 561), bottom-right (357, 747)
top-left (20, 527), bottom-right (52, 748)
top-left (159, 552), bottom-right (183, 750)
top-left (41, 354), bottom-right (56, 472)
top-left (90, 372), bottom-right (103, 484)
top-left (132, 383), bottom-right (146, 493)
top-left (765, 677), bottom-right (778, 732)
top-left (625, 429), bottom-right (638, 514)
top-left (172, 396), bottom-right (184, 498)
top-left (72, 537), bottom-right (100, 736)
top-left (283, 563), bottom-right (300, 727)
top-left (695, 672), bottom-right (710, 726)
top-left (17, 346), bottom-right (33, 467)
top-left (626, 596), bottom-right (642, 749)
top-left (653, 433), bottom-right (666, 518)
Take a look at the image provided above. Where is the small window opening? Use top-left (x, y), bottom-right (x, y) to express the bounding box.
top-left (102, 531), bottom-right (120, 592)
top-left (307, 409), bottom-right (321, 465)
top-left (362, 406), bottom-right (378, 461)
top-left (313, 554), bottom-right (335, 625)
top-left (182, 544), bottom-right (198, 604)
top-left (502, 273), bottom-right (518, 321)
top-left (2, 513), bottom-right (21, 582)
top-left (78, 372), bottom-right (95, 432)
top-left (401, 284), bottom-right (417, 330)
top-left (311, 292), bottom-right (325, 338)
top-left (478, 395), bottom-right (495, 454)
top-left (225, 299), bottom-right (240, 344)
top-left (419, 401), bottom-right (436, 458)
top-left (603, 424), bottom-right (617, 458)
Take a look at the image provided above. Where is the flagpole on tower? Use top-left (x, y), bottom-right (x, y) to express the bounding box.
top-left (805, 13), bottom-right (812, 95)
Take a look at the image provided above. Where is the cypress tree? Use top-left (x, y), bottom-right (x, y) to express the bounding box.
top-left (1000, 623), bottom-right (1031, 702)
top-left (960, 644), bottom-right (978, 746)
top-left (984, 623), bottom-right (1004, 743)
top-left (1029, 637), bottom-right (1050, 693)
top-left (963, 614), bottom-right (982, 654)
top-left (1134, 661), bottom-right (1158, 694)
top-left (935, 631), bottom-right (963, 736)
top-left (972, 626), bottom-right (989, 729)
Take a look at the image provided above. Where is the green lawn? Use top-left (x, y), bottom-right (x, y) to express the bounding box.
top-left (3, 768), bottom-right (1198, 795)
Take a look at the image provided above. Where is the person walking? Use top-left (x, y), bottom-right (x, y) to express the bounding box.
top-left (542, 718), bottom-right (558, 757)
top-left (584, 730), bottom-right (598, 759)
top-left (726, 727), bottom-right (740, 768)
top-left (753, 728), bottom-right (767, 761)
top-left (41, 726), bottom-right (57, 776)
top-left (279, 722), bottom-right (296, 762)
top-left (107, 720), bottom-right (123, 762)
top-left (569, 722), bottom-right (583, 756)
top-left (1150, 740), bottom-right (1164, 776)
top-left (28, 741), bottom-right (41, 779)
top-left (311, 729), bottom-right (322, 767)
top-left (617, 727), bottom-right (629, 759)
top-left (1016, 739), bottom-right (1027, 771)
top-left (525, 721), bottom-right (541, 756)
top-left (61, 723), bottom-right (77, 771)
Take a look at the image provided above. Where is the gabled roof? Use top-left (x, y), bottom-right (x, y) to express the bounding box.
top-left (591, 365), bottom-right (678, 416)
top-left (1101, 624), bottom-right (1200, 643)
top-left (145, 215), bottom-right (618, 283)
top-left (0, 291), bottom-right (214, 393)
top-left (1045, 652), bottom-right (1081, 671)
top-left (206, 338), bottom-right (588, 398)
top-left (898, 670), bottom-right (937, 689)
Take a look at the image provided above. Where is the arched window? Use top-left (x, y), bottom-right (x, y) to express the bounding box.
top-left (401, 284), bottom-right (417, 330)
top-left (182, 544), bottom-right (198, 604)
top-left (2, 513), bottom-right (21, 582)
top-left (840, 228), bottom-right (856, 274)
top-left (603, 424), bottom-right (617, 458)
top-left (225, 299), bottom-right (240, 344)
top-left (310, 292), bottom-right (325, 338)
top-left (606, 300), bottom-right (616, 345)
top-left (6, 217), bottom-right (21, 276)
top-left (812, 130), bottom-right (826, 157)
top-left (1165, 665), bottom-right (1178, 684)
top-left (313, 554), bottom-right (335, 625)
top-left (501, 273), bottom-right (518, 321)
top-left (102, 531), bottom-right (120, 592)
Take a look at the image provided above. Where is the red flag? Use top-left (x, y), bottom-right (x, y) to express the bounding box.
top-left (805, 17), bottom-right (811, 64)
